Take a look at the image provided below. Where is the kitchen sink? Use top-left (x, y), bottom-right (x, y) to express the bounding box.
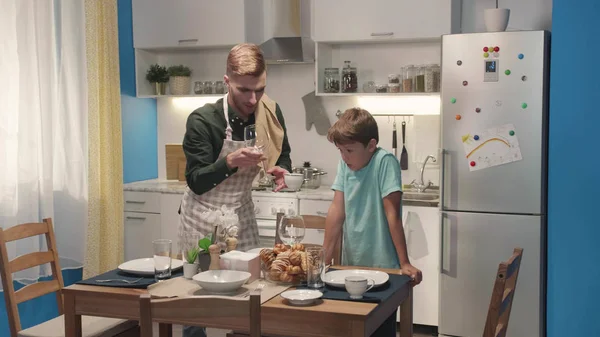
top-left (401, 187), bottom-right (440, 207)
top-left (403, 193), bottom-right (439, 201)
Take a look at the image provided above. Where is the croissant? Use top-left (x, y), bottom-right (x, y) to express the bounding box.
top-left (300, 251), bottom-right (308, 272)
top-left (279, 271), bottom-right (294, 283)
top-left (291, 243), bottom-right (305, 252)
top-left (259, 249), bottom-right (276, 267)
top-left (273, 243), bottom-right (289, 254)
top-left (270, 258), bottom-right (290, 272)
top-left (289, 250), bottom-right (302, 266)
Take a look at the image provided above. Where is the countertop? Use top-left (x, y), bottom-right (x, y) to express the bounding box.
top-left (123, 179), bottom-right (439, 206)
top-left (123, 179), bottom-right (335, 200)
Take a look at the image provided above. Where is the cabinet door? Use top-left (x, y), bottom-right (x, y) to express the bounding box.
top-left (132, 0), bottom-right (246, 49)
top-left (298, 199), bottom-right (331, 217)
top-left (160, 194), bottom-right (183, 255)
top-left (124, 212), bottom-right (161, 261)
top-left (312, 0), bottom-right (459, 42)
top-left (398, 206), bottom-right (440, 326)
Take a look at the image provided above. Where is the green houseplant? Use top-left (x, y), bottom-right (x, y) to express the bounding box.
top-left (145, 64), bottom-right (169, 95)
top-left (182, 234), bottom-right (213, 279)
top-left (168, 65), bottom-right (192, 95)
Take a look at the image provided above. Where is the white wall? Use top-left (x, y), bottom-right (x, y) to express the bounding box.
top-left (156, 0), bottom-right (553, 188)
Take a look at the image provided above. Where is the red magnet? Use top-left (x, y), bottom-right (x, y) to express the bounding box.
top-left (494, 46), bottom-right (500, 52)
top-left (483, 47), bottom-right (489, 52)
top-left (470, 161), bottom-right (476, 167)
top-left (475, 107), bottom-right (481, 113)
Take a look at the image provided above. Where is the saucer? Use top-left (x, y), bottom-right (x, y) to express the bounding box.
top-left (280, 289), bottom-right (323, 306)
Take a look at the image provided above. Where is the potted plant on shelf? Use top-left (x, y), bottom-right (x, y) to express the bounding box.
top-left (168, 65), bottom-right (192, 95)
top-left (145, 64), bottom-right (169, 95)
top-left (484, 0), bottom-right (510, 32)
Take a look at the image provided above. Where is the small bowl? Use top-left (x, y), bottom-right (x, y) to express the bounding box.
top-left (280, 289), bottom-right (323, 306)
top-left (192, 270), bottom-right (251, 294)
top-left (284, 173), bottom-right (304, 191)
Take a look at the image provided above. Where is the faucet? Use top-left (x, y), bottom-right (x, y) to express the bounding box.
top-left (410, 155), bottom-right (437, 192)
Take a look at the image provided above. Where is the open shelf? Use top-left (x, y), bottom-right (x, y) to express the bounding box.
top-left (316, 92), bottom-right (440, 97)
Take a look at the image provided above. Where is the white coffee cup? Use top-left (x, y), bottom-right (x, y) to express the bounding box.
top-left (344, 276), bottom-right (375, 299)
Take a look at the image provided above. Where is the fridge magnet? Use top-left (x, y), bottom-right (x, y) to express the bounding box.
top-left (461, 123), bottom-right (522, 172)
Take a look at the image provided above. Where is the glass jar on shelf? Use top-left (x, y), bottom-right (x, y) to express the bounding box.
top-left (323, 68), bottom-right (340, 93)
top-left (215, 81), bottom-right (225, 94)
top-left (388, 74), bottom-right (400, 84)
top-left (403, 65), bottom-right (415, 93)
top-left (375, 84), bottom-right (388, 93)
top-left (388, 83), bottom-right (400, 93)
top-left (202, 81), bottom-right (214, 94)
top-left (341, 61), bottom-right (358, 93)
top-left (194, 81), bottom-right (203, 94)
top-left (414, 65), bottom-right (425, 92)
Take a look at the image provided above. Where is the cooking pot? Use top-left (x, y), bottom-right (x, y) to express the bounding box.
top-left (292, 162), bottom-right (327, 189)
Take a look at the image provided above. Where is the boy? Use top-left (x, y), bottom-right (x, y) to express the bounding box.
top-left (323, 107), bottom-right (422, 285)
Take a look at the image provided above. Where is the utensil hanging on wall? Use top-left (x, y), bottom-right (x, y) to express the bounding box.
top-left (400, 120), bottom-right (408, 170)
top-left (392, 118), bottom-right (397, 157)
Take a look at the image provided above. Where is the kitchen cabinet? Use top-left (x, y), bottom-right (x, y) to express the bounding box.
top-left (160, 193), bottom-right (184, 255)
top-left (398, 205), bottom-right (440, 327)
top-left (312, 0), bottom-right (462, 43)
top-left (298, 199), bottom-right (330, 217)
top-left (132, 0), bottom-right (246, 49)
top-left (123, 191), bottom-right (163, 261)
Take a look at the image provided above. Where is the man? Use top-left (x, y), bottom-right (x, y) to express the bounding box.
top-left (179, 43), bottom-right (292, 337)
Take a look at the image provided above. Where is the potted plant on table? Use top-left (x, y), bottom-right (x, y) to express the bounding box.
top-left (182, 234), bottom-right (213, 279)
top-left (168, 64), bottom-right (192, 95)
top-left (145, 64), bottom-right (169, 95)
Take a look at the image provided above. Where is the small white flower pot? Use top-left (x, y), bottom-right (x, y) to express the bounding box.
top-left (484, 8), bottom-right (510, 32)
top-left (183, 262), bottom-right (198, 279)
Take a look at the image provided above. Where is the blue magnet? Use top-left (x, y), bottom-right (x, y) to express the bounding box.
top-left (518, 53), bottom-right (524, 59)
top-left (474, 135), bottom-right (480, 141)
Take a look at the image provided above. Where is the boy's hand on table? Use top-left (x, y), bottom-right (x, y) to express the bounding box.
top-left (401, 263), bottom-right (423, 286)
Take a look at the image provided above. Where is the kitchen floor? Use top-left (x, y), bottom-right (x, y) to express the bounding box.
top-left (158, 324), bottom-right (438, 336)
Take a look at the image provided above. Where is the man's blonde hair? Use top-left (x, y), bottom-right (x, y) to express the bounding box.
top-left (327, 108), bottom-right (379, 146)
top-left (226, 43), bottom-right (266, 77)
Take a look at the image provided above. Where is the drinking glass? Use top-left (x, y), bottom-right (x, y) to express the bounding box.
top-left (244, 124), bottom-right (271, 185)
top-left (306, 246), bottom-right (325, 289)
top-left (153, 239), bottom-right (172, 281)
top-left (277, 215), bottom-right (305, 246)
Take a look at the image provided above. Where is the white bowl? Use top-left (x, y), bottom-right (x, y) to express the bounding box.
top-left (280, 289), bottom-right (323, 306)
top-left (192, 270), bottom-right (251, 294)
top-left (284, 173), bottom-right (304, 191)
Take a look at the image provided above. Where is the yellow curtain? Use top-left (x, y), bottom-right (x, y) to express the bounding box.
top-left (84, 0), bottom-right (124, 278)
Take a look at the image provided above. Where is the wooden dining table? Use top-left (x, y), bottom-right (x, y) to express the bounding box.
top-left (62, 265), bottom-right (413, 337)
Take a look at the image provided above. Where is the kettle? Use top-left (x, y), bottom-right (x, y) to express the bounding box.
top-left (292, 161), bottom-right (327, 189)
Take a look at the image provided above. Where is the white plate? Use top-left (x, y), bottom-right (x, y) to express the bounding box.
top-left (280, 289), bottom-right (323, 306)
top-left (323, 269), bottom-right (390, 288)
top-left (118, 258), bottom-right (184, 276)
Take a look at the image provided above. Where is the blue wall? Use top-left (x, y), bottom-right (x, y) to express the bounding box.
top-left (118, 0), bottom-right (158, 183)
top-left (547, 0), bottom-right (600, 336)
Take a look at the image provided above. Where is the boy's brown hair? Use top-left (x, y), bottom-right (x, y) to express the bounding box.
top-left (226, 43), bottom-right (267, 77)
top-left (327, 108), bottom-right (379, 146)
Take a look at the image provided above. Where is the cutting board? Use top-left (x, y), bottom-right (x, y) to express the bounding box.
top-left (165, 144), bottom-right (186, 181)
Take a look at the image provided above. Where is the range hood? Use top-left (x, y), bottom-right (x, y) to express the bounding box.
top-left (245, 0), bottom-right (315, 64)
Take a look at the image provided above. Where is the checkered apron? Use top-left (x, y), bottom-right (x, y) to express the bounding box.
top-left (178, 94), bottom-right (261, 253)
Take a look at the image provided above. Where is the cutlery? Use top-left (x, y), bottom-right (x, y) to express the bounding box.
top-left (95, 278), bottom-right (143, 284)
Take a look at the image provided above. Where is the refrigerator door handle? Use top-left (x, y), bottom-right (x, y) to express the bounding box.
top-left (440, 211), bottom-right (450, 274)
top-left (440, 148), bottom-right (446, 210)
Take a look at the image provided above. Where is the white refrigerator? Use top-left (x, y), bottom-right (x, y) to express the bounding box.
top-left (439, 31), bottom-right (548, 337)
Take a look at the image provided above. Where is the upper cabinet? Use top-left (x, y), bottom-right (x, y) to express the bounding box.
top-left (312, 0), bottom-right (462, 43)
top-left (132, 0), bottom-right (246, 49)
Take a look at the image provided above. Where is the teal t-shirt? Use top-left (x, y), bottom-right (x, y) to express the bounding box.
top-left (331, 147), bottom-right (403, 269)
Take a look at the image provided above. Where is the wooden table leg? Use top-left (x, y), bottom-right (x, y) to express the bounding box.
top-left (399, 287), bottom-right (413, 336)
top-left (158, 323), bottom-right (173, 337)
top-left (64, 292), bottom-right (82, 337)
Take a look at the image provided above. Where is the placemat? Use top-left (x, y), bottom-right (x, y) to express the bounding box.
top-left (297, 270), bottom-right (412, 303)
top-left (147, 277), bottom-right (289, 304)
top-left (76, 268), bottom-right (183, 289)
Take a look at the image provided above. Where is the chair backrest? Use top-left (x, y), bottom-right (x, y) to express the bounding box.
top-left (483, 248), bottom-right (524, 337)
top-left (275, 213), bottom-right (343, 265)
top-left (139, 292), bottom-right (261, 337)
top-left (0, 218), bottom-right (65, 336)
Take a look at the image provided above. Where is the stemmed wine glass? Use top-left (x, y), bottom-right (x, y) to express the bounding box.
top-left (244, 124), bottom-right (271, 185)
top-left (277, 215), bottom-right (306, 246)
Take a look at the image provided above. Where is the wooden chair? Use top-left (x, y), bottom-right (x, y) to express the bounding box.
top-left (0, 218), bottom-right (140, 337)
top-left (275, 213), bottom-right (343, 265)
top-left (483, 248), bottom-right (524, 337)
top-left (139, 292), bottom-right (261, 337)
